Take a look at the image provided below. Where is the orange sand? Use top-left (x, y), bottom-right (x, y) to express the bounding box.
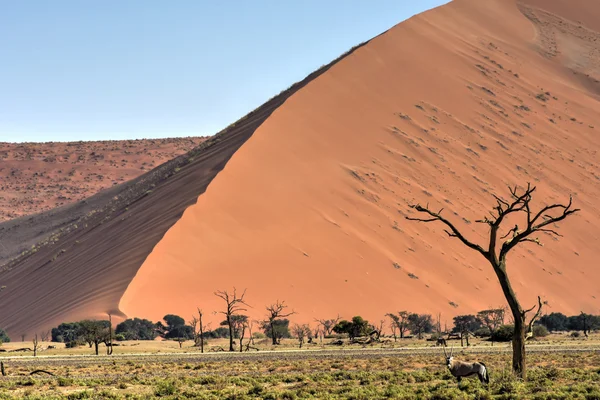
top-left (120, 0), bottom-right (600, 329)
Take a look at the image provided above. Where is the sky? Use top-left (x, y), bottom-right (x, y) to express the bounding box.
top-left (0, 1), bottom-right (447, 143)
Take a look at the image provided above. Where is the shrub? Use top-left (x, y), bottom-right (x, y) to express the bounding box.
top-left (52, 322), bottom-right (81, 343)
top-left (571, 331), bottom-right (581, 338)
top-left (333, 316), bottom-right (370, 339)
top-left (116, 318), bottom-right (157, 340)
top-left (539, 312), bottom-right (568, 332)
top-left (533, 324), bottom-right (549, 338)
top-left (0, 328), bottom-right (10, 344)
top-left (491, 324), bottom-right (514, 342)
top-left (474, 327), bottom-right (491, 337)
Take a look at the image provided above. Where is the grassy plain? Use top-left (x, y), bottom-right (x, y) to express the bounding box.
top-left (1, 334), bottom-right (599, 399)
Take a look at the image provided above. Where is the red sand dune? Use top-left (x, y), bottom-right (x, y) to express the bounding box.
top-left (0, 138), bottom-right (204, 221)
top-left (1, 0), bottom-right (600, 337)
top-left (121, 0), bottom-right (600, 329)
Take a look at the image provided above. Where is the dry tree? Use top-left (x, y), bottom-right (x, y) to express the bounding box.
top-left (215, 288), bottom-right (250, 352)
top-left (265, 300), bottom-right (296, 345)
top-left (407, 183), bottom-right (578, 379)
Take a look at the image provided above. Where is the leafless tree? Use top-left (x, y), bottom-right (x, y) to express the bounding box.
top-left (215, 288), bottom-right (250, 352)
top-left (477, 307), bottom-right (506, 346)
top-left (292, 324), bottom-right (311, 348)
top-left (190, 308), bottom-right (210, 353)
top-left (314, 315), bottom-right (340, 337)
top-left (407, 183), bottom-right (578, 379)
top-left (386, 314), bottom-right (399, 341)
top-left (32, 334), bottom-right (39, 357)
top-left (40, 331), bottom-right (50, 343)
top-left (265, 300), bottom-right (296, 345)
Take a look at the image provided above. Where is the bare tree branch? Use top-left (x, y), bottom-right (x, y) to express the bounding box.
top-left (406, 205), bottom-right (487, 256)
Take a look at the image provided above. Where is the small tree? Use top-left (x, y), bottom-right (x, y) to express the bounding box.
top-left (0, 328), bottom-right (10, 344)
top-left (398, 311), bottom-right (410, 338)
top-left (314, 316), bottom-right (340, 337)
top-left (477, 307), bottom-right (506, 345)
top-left (52, 322), bottom-right (81, 345)
top-left (407, 183), bottom-right (578, 379)
top-left (333, 316), bottom-right (370, 340)
top-left (452, 315), bottom-right (481, 347)
top-left (408, 314), bottom-right (433, 339)
top-left (32, 333), bottom-right (39, 357)
top-left (190, 308), bottom-right (210, 353)
top-left (215, 288), bottom-right (250, 352)
top-left (386, 314), bottom-right (399, 341)
top-left (261, 319), bottom-right (291, 343)
top-left (157, 315), bottom-right (194, 347)
top-left (292, 324), bottom-right (311, 348)
top-left (78, 320), bottom-right (110, 355)
top-left (116, 318), bottom-right (157, 340)
top-left (265, 301), bottom-right (296, 345)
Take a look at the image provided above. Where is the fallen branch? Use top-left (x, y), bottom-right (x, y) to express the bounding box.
top-left (30, 370), bottom-right (55, 376)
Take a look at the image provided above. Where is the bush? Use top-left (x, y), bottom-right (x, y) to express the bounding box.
top-left (333, 316), bottom-right (370, 339)
top-left (474, 327), bottom-right (491, 337)
top-left (115, 334), bottom-right (127, 342)
top-left (0, 328), bottom-right (10, 344)
top-left (116, 318), bottom-right (157, 340)
top-left (491, 324), bottom-right (514, 342)
top-left (539, 312), bottom-right (568, 332)
top-left (570, 331), bottom-right (581, 338)
top-left (533, 324), bottom-right (549, 338)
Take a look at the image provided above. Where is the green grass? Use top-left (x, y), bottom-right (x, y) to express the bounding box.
top-left (0, 352), bottom-right (599, 399)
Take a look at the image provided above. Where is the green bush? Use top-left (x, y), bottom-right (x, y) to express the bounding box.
top-left (533, 324), bottom-right (549, 338)
top-left (491, 325), bottom-right (514, 342)
top-left (0, 328), bottom-right (10, 343)
top-left (474, 327), bottom-right (491, 337)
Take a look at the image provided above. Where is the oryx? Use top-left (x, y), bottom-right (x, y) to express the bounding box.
top-left (443, 345), bottom-right (489, 384)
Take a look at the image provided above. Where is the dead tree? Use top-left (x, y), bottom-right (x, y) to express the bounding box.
top-left (292, 324), bottom-right (311, 348)
top-left (40, 331), bottom-right (50, 343)
top-left (314, 315), bottom-right (340, 337)
top-left (215, 288), bottom-right (250, 352)
top-left (386, 314), bottom-right (399, 341)
top-left (265, 300), bottom-right (296, 345)
top-left (190, 308), bottom-right (210, 353)
top-left (32, 334), bottom-right (39, 357)
top-left (407, 183), bottom-right (578, 379)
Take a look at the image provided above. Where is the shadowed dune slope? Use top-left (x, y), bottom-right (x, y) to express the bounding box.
top-left (0, 43), bottom-right (370, 337)
top-left (121, 0), bottom-right (600, 329)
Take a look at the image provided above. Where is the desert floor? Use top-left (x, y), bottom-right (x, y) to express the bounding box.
top-left (1, 333), bottom-right (599, 399)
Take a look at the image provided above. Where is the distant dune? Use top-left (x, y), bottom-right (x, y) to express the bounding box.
top-left (2, 0), bottom-right (600, 338)
top-left (0, 138), bottom-right (204, 221)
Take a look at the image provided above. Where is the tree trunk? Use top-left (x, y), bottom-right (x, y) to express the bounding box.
top-left (227, 315), bottom-right (234, 352)
top-left (94, 341), bottom-right (99, 356)
top-left (199, 313), bottom-right (204, 354)
top-left (1, 361), bottom-right (5, 376)
top-left (513, 315), bottom-right (526, 378)
top-left (270, 320), bottom-right (277, 345)
top-left (492, 258), bottom-right (526, 379)
top-left (460, 333), bottom-right (464, 347)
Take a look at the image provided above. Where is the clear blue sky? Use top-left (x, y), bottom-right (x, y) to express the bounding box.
top-left (0, 1), bottom-right (447, 143)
